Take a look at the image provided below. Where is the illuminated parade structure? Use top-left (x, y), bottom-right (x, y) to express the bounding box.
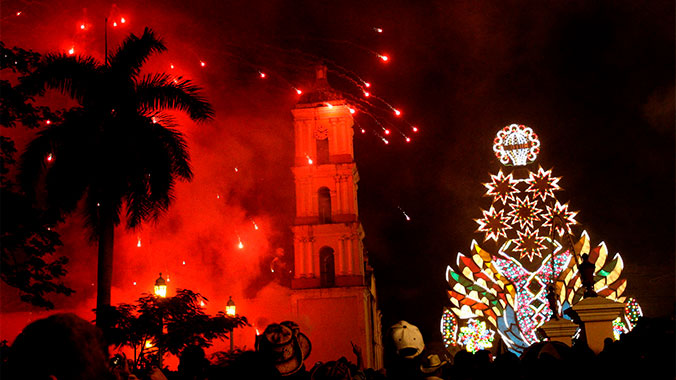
top-left (443, 124), bottom-right (640, 354)
top-left (290, 66), bottom-right (384, 368)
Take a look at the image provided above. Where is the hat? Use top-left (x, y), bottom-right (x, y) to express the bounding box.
top-left (420, 354), bottom-right (448, 374)
top-left (256, 322), bottom-right (312, 376)
top-left (390, 320), bottom-right (425, 359)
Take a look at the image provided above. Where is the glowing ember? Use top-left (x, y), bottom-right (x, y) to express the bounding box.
top-left (306, 154), bottom-right (313, 165)
top-left (364, 91), bottom-right (370, 97)
top-left (405, 137), bottom-right (411, 142)
top-left (170, 64), bottom-right (175, 69)
top-left (379, 54), bottom-right (389, 62)
top-left (259, 71), bottom-right (266, 78)
top-left (133, 282), bottom-right (136, 286)
top-left (182, 261), bottom-right (186, 265)
top-left (325, 103), bottom-right (333, 109)
top-left (394, 109), bottom-right (401, 116)
top-left (360, 128), bottom-right (366, 134)
top-left (200, 61), bottom-right (206, 67)
top-left (45, 120), bottom-right (51, 125)
top-left (46, 153), bottom-right (53, 162)
top-left (296, 88), bottom-right (302, 95)
top-left (120, 17), bottom-right (126, 23)
top-left (113, 22), bottom-right (117, 27)
top-left (364, 82), bottom-right (371, 88)
top-left (412, 126), bottom-right (419, 132)
top-left (384, 129), bottom-right (390, 135)
top-left (349, 107), bottom-right (356, 114)
top-left (234, 167), bottom-right (238, 172)
top-left (68, 47), bottom-right (75, 55)
top-left (16, 11), bottom-right (22, 16)
top-left (374, 27), bottom-right (383, 33)
top-left (237, 236), bottom-right (244, 249)
top-left (80, 24), bottom-right (85, 30)
top-left (136, 238), bottom-right (141, 248)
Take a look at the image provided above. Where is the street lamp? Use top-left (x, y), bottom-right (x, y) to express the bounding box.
top-left (154, 273), bottom-right (167, 298)
top-left (226, 296), bottom-right (236, 316)
top-left (153, 273), bottom-right (167, 369)
top-left (226, 296), bottom-right (236, 351)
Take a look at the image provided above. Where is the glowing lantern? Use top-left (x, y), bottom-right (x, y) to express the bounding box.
top-left (226, 296), bottom-right (236, 316)
top-left (492, 124), bottom-right (540, 167)
top-left (154, 273), bottom-right (167, 298)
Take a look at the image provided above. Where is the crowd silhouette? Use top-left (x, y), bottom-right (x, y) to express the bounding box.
top-left (0, 312), bottom-right (673, 380)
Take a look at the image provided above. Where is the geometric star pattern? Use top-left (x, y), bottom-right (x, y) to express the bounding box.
top-left (475, 206), bottom-right (512, 242)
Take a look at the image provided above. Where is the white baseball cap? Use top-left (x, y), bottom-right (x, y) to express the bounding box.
top-left (390, 320), bottom-right (425, 359)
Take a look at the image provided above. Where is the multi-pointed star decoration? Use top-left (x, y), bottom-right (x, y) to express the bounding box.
top-left (507, 196), bottom-right (542, 230)
top-left (542, 201), bottom-right (578, 236)
top-left (484, 170), bottom-right (519, 205)
top-left (525, 167), bottom-right (561, 201)
top-left (512, 229), bottom-right (548, 261)
top-left (476, 206), bottom-right (512, 242)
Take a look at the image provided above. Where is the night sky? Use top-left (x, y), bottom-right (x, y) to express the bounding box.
top-left (1, 0), bottom-right (674, 346)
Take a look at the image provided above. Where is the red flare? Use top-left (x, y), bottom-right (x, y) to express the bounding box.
top-left (68, 47), bottom-right (75, 55)
top-left (349, 108), bottom-right (356, 114)
top-left (364, 82), bottom-right (371, 88)
top-left (120, 17), bottom-right (126, 23)
top-left (16, 11), bottom-right (21, 16)
top-left (384, 129), bottom-right (391, 135)
top-left (412, 126), bottom-right (419, 132)
top-left (296, 89), bottom-right (302, 95)
top-left (46, 153), bottom-right (53, 162)
top-left (113, 21), bottom-right (118, 27)
top-left (405, 137), bottom-right (411, 142)
top-left (380, 54), bottom-right (389, 62)
top-left (364, 91), bottom-right (370, 97)
top-left (45, 120), bottom-right (52, 125)
top-left (361, 128), bottom-right (366, 134)
top-left (259, 71), bottom-right (266, 78)
top-left (80, 24), bottom-right (86, 30)
top-left (200, 61), bottom-right (206, 67)
top-left (170, 64), bottom-right (175, 69)
top-left (394, 109), bottom-right (401, 116)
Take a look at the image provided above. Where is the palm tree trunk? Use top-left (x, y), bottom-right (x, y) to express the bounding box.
top-left (96, 203), bottom-right (115, 326)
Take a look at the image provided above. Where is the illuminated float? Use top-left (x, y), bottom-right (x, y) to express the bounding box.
top-left (442, 124), bottom-right (641, 354)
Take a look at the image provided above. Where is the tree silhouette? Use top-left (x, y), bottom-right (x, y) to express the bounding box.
top-left (18, 28), bottom-right (213, 320)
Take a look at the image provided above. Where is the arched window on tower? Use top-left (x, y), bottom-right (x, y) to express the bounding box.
top-left (319, 246), bottom-right (335, 287)
top-left (318, 187), bottom-right (332, 223)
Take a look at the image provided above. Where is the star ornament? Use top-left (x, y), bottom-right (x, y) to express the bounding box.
top-left (476, 206), bottom-right (512, 242)
top-left (542, 201), bottom-right (578, 236)
top-left (507, 196), bottom-right (542, 230)
top-left (484, 170), bottom-right (519, 204)
top-left (512, 229), bottom-right (548, 261)
top-left (525, 167), bottom-right (561, 201)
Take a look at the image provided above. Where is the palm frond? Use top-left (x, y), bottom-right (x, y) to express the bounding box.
top-left (21, 54), bottom-right (100, 104)
top-left (110, 27), bottom-right (167, 79)
top-left (136, 74), bottom-right (214, 122)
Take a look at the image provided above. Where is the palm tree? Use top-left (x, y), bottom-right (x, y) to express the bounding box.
top-left (18, 28), bottom-right (214, 321)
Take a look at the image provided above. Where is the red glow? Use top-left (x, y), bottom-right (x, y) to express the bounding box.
top-left (405, 137), bottom-right (411, 142)
top-left (383, 139), bottom-right (390, 145)
top-left (259, 71), bottom-right (266, 78)
top-left (349, 108), bottom-right (356, 114)
top-left (380, 54), bottom-right (389, 62)
top-left (384, 129), bottom-right (390, 135)
top-left (16, 11), bottom-right (21, 16)
top-left (375, 28), bottom-right (383, 33)
top-left (296, 89), bottom-right (302, 95)
top-left (170, 64), bottom-right (175, 69)
top-left (45, 120), bottom-right (52, 125)
top-left (80, 24), bottom-right (86, 30)
top-left (113, 22), bottom-right (118, 27)
top-left (394, 109), bottom-right (401, 116)
top-left (200, 61), bottom-right (206, 67)
top-left (120, 17), bottom-right (126, 24)
top-left (68, 47), bottom-right (75, 55)
top-left (412, 126), bottom-right (419, 132)
top-left (46, 153), bottom-right (53, 162)
top-left (361, 128), bottom-right (366, 134)
top-left (364, 91), bottom-right (370, 97)
top-left (364, 82), bottom-right (371, 88)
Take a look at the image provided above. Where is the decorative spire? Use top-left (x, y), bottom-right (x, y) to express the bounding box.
top-left (297, 64), bottom-right (343, 105)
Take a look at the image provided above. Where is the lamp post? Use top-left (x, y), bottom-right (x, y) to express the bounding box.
top-left (154, 273), bottom-right (167, 368)
top-left (226, 296), bottom-right (236, 351)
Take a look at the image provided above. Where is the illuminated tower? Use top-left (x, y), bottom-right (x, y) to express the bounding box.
top-left (290, 66), bottom-right (383, 368)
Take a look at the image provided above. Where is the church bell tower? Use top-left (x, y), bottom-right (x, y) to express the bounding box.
top-left (290, 66), bottom-right (383, 369)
